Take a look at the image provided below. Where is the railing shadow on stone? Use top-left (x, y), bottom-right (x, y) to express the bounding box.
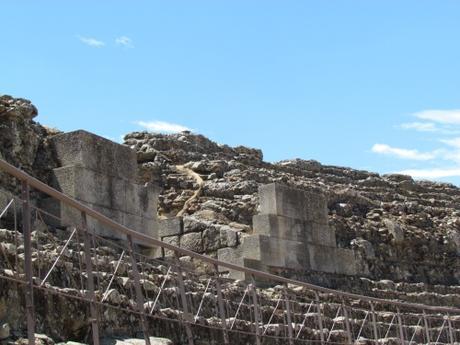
top-left (0, 158), bottom-right (459, 345)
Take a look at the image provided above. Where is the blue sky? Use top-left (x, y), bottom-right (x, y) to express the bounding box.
top-left (2, 1), bottom-right (460, 184)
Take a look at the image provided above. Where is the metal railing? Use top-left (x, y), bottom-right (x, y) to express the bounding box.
top-left (0, 158), bottom-right (459, 345)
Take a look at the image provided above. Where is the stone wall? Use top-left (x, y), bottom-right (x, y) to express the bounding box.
top-left (158, 183), bottom-right (363, 281)
top-left (158, 216), bottom-right (241, 258)
top-left (41, 130), bottom-right (159, 241)
top-left (218, 183), bottom-right (363, 280)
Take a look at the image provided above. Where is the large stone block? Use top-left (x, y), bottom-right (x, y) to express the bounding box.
top-left (50, 130), bottom-right (138, 180)
top-left (123, 212), bottom-right (158, 240)
top-left (40, 197), bottom-right (127, 240)
top-left (307, 244), bottom-right (358, 275)
top-left (259, 183), bottom-right (328, 223)
top-left (159, 218), bottom-right (183, 238)
top-left (51, 165), bottom-right (125, 210)
top-left (253, 214), bottom-right (312, 242)
top-left (306, 244), bottom-right (337, 273)
top-left (239, 183), bottom-right (360, 278)
top-left (161, 235), bottom-right (180, 257)
top-left (334, 248), bottom-right (359, 275)
top-left (219, 225), bottom-right (239, 247)
top-left (217, 247), bottom-right (245, 280)
top-left (40, 129), bottom-right (161, 245)
top-left (50, 165), bottom-right (158, 219)
top-left (125, 181), bottom-right (159, 218)
top-left (180, 232), bottom-right (203, 253)
top-left (242, 234), bottom-right (307, 270)
top-left (308, 221), bottom-right (336, 247)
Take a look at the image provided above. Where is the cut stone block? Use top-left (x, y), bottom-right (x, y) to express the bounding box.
top-left (217, 247), bottom-right (245, 280)
top-left (259, 183), bottom-right (328, 223)
top-left (180, 232), bottom-right (203, 253)
top-left (306, 244), bottom-right (338, 274)
top-left (125, 182), bottom-right (159, 217)
top-left (307, 244), bottom-right (358, 275)
top-left (51, 165), bottom-right (157, 219)
top-left (50, 130), bottom-right (138, 180)
top-left (242, 234), bottom-right (307, 270)
top-left (308, 221), bottom-right (336, 247)
top-left (245, 183), bottom-right (360, 277)
top-left (51, 165), bottom-right (125, 210)
top-left (123, 213), bottom-right (158, 240)
top-left (219, 225), bottom-right (239, 247)
top-left (253, 214), bottom-right (312, 242)
top-left (202, 227), bottom-right (221, 252)
top-left (159, 218), bottom-right (183, 238)
top-left (40, 197), bottom-right (126, 240)
top-left (41, 191), bottom-right (157, 241)
top-left (334, 248), bottom-right (358, 275)
top-left (162, 235), bottom-right (180, 257)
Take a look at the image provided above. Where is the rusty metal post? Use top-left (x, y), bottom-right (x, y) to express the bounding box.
top-left (250, 276), bottom-right (261, 345)
top-left (423, 310), bottom-right (431, 344)
top-left (342, 299), bottom-right (353, 345)
top-left (315, 292), bottom-right (325, 345)
top-left (370, 302), bottom-right (379, 344)
top-left (81, 212), bottom-right (100, 345)
top-left (174, 252), bottom-right (194, 345)
top-left (446, 314), bottom-right (454, 345)
top-left (284, 285), bottom-right (294, 345)
top-left (21, 181), bottom-right (35, 345)
top-left (214, 264), bottom-right (229, 345)
top-left (396, 307), bottom-right (405, 345)
top-left (128, 235), bottom-right (151, 345)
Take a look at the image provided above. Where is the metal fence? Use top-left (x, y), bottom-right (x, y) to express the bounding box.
top-left (0, 158), bottom-right (459, 345)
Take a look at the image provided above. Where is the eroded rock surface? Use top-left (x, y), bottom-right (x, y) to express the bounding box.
top-left (124, 132), bottom-right (460, 285)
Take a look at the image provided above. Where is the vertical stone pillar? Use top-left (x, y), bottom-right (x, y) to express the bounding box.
top-left (218, 183), bottom-right (359, 278)
top-left (41, 130), bottom-right (159, 242)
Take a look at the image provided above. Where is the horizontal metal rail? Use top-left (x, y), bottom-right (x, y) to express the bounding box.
top-left (0, 157), bottom-right (459, 314)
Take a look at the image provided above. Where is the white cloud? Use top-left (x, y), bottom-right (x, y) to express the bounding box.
top-left (371, 143), bottom-right (436, 161)
top-left (115, 36), bottom-right (133, 48)
top-left (398, 168), bottom-right (460, 179)
top-left (136, 120), bottom-right (191, 133)
top-left (78, 36), bottom-right (105, 47)
top-left (400, 122), bottom-right (437, 132)
top-left (441, 137), bottom-right (460, 148)
top-left (414, 109), bottom-right (460, 125)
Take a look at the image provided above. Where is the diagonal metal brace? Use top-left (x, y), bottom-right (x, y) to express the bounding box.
top-left (40, 227), bottom-right (77, 287)
top-left (0, 198), bottom-right (14, 219)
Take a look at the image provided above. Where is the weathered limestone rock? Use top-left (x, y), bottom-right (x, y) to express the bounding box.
top-left (104, 337), bottom-right (173, 345)
top-left (158, 218), bottom-right (183, 238)
top-left (384, 219), bottom-right (404, 243)
top-left (180, 232), bottom-right (203, 252)
top-left (42, 130), bottom-right (159, 241)
top-left (0, 95), bottom-right (58, 199)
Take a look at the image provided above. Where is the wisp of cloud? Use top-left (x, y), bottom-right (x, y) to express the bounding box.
top-left (136, 120), bottom-right (191, 133)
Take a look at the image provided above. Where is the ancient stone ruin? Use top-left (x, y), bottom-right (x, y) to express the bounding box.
top-left (0, 95), bottom-right (459, 345)
top-left (41, 130), bottom-right (159, 240)
top-left (218, 183), bottom-right (360, 279)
